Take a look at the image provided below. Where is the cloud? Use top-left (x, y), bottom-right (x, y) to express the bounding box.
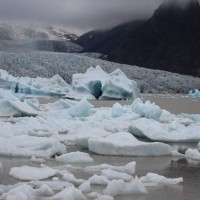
top-left (0, 0), bottom-right (165, 31)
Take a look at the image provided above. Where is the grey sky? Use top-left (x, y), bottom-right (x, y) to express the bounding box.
top-left (0, 0), bottom-right (195, 32)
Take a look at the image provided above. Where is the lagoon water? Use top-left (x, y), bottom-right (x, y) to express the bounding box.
top-left (1, 95), bottom-right (200, 200)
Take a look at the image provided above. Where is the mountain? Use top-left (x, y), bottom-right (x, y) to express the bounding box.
top-left (76, 20), bottom-right (145, 53)
top-left (0, 21), bottom-right (82, 53)
top-left (78, 0), bottom-right (200, 77)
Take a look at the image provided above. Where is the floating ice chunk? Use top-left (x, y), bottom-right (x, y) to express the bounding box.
top-left (84, 161), bottom-right (136, 175)
top-left (44, 187), bottom-right (86, 200)
top-left (131, 98), bottom-right (162, 120)
top-left (112, 103), bottom-right (124, 117)
top-left (9, 166), bottom-right (57, 181)
top-left (140, 173), bottom-right (183, 186)
top-left (104, 179), bottom-right (124, 196)
top-left (29, 181), bottom-right (73, 192)
top-left (0, 135), bottom-right (66, 158)
top-left (0, 100), bottom-right (38, 117)
top-left (101, 169), bottom-right (133, 181)
top-left (120, 176), bottom-right (148, 195)
top-left (53, 99), bottom-right (78, 110)
top-left (56, 151), bottom-right (94, 164)
top-left (63, 173), bottom-right (86, 186)
top-left (68, 66), bottom-right (140, 100)
top-left (0, 185), bottom-right (37, 200)
top-left (35, 184), bottom-right (54, 196)
top-left (189, 89), bottom-right (200, 98)
top-left (87, 192), bottom-right (101, 199)
top-left (78, 182), bottom-right (91, 193)
top-left (185, 149), bottom-right (200, 161)
top-left (5, 191), bottom-right (28, 200)
top-left (89, 132), bottom-right (171, 156)
top-left (95, 195), bottom-right (114, 200)
top-left (30, 156), bottom-right (45, 164)
top-left (101, 69), bottom-right (140, 100)
top-left (67, 98), bottom-right (91, 117)
top-left (129, 118), bottom-right (200, 142)
top-left (89, 175), bottom-right (109, 185)
top-left (76, 128), bottom-right (111, 149)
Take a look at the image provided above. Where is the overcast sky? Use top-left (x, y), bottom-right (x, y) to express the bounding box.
top-left (0, 0), bottom-right (195, 34)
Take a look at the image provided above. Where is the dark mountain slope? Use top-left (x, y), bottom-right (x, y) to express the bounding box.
top-left (78, 0), bottom-right (200, 77)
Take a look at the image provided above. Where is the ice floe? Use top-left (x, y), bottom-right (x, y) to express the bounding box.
top-left (0, 135), bottom-right (66, 158)
top-left (55, 151), bottom-right (94, 164)
top-left (88, 132), bottom-right (172, 156)
top-left (9, 166), bottom-right (57, 181)
top-left (140, 173), bottom-right (183, 186)
top-left (129, 118), bottom-right (200, 142)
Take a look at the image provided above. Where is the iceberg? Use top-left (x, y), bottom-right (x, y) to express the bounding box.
top-left (140, 173), bottom-right (183, 186)
top-left (84, 161), bottom-right (136, 175)
top-left (189, 89), bottom-right (200, 98)
top-left (88, 132), bottom-right (172, 156)
top-left (129, 118), bottom-right (200, 142)
top-left (185, 149), bottom-right (200, 161)
top-left (101, 169), bottom-right (133, 181)
top-left (0, 135), bottom-right (66, 158)
top-left (100, 69), bottom-right (140, 100)
top-left (89, 175), bottom-right (109, 185)
top-left (78, 182), bottom-right (91, 193)
top-left (0, 69), bottom-right (71, 97)
top-left (131, 98), bottom-right (162, 120)
top-left (9, 166), bottom-right (57, 181)
top-left (67, 66), bottom-right (140, 100)
top-left (43, 187), bottom-right (86, 200)
top-left (55, 151), bottom-right (94, 164)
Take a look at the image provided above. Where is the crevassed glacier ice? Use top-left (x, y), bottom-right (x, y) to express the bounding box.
top-left (88, 132), bottom-right (172, 156)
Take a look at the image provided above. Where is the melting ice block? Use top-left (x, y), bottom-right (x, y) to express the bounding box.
top-left (56, 151), bottom-right (94, 164)
top-left (131, 98), bottom-right (162, 120)
top-left (0, 135), bottom-right (66, 158)
top-left (88, 132), bottom-right (172, 156)
top-left (67, 66), bottom-right (140, 100)
top-left (140, 173), bottom-right (183, 186)
top-left (9, 166), bottom-right (57, 181)
top-left (129, 118), bottom-right (200, 142)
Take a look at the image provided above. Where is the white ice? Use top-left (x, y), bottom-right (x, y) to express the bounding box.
top-left (140, 173), bottom-right (183, 186)
top-left (84, 161), bottom-right (136, 175)
top-left (129, 118), bottom-right (200, 142)
top-left (89, 175), bottom-right (109, 185)
top-left (9, 166), bottom-right (57, 181)
top-left (0, 135), bottom-right (66, 158)
top-left (56, 151), bottom-right (94, 164)
top-left (131, 98), bottom-right (162, 120)
top-left (101, 169), bottom-right (133, 181)
top-left (88, 132), bottom-right (172, 156)
top-left (189, 89), bottom-right (200, 98)
top-left (67, 66), bottom-right (140, 100)
top-left (185, 149), bottom-right (200, 161)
